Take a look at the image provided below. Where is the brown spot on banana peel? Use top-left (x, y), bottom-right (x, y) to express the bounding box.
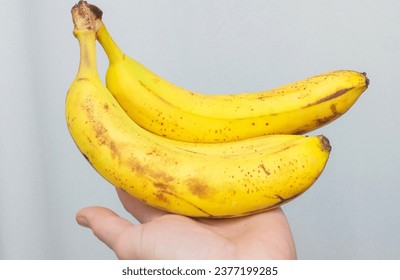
top-left (259, 163), bottom-right (271, 176)
top-left (83, 101), bottom-right (121, 159)
top-left (153, 181), bottom-right (171, 190)
top-left (152, 183), bottom-right (212, 216)
top-left (76, 78), bottom-right (90, 82)
top-left (187, 178), bottom-right (211, 198)
top-left (314, 103), bottom-right (343, 127)
top-left (289, 128), bottom-right (309, 135)
top-left (128, 157), bottom-right (175, 183)
top-left (154, 192), bottom-right (169, 203)
top-left (306, 87), bottom-right (354, 107)
top-left (91, 122), bottom-right (120, 158)
top-left (330, 103), bottom-right (338, 115)
top-left (125, 157), bottom-right (213, 215)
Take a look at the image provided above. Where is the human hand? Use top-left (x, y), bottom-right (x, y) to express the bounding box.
top-left (76, 188), bottom-right (297, 259)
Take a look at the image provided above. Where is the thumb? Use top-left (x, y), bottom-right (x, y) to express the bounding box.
top-left (76, 206), bottom-right (141, 259)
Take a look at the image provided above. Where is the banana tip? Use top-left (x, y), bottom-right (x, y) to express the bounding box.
top-left (318, 135), bottom-right (331, 152)
top-left (361, 72), bottom-right (370, 88)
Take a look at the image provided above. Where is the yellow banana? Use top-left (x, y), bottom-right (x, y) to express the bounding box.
top-left (67, 5), bottom-right (331, 218)
top-left (86, 5), bottom-right (369, 143)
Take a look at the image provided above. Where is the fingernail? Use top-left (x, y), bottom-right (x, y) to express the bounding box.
top-left (77, 215), bottom-right (89, 228)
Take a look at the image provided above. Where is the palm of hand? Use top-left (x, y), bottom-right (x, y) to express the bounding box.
top-left (77, 188), bottom-right (297, 260)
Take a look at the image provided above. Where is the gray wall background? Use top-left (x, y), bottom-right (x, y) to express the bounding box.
top-left (1, 0), bottom-right (399, 259)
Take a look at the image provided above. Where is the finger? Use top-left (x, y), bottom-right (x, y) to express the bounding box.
top-left (76, 206), bottom-right (140, 259)
top-left (116, 188), bottom-right (168, 223)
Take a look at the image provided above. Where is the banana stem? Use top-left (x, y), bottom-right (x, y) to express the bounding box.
top-left (75, 30), bottom-right (99, 80)
top-left (71, 1), bottom-right (124, 64)
top-left (71, 1), bottom-right (101, 80)
top-left (96, 24), bottom-right (125, 64)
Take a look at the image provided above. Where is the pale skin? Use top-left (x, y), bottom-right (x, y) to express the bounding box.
top-left (76, 188), bottom-right (297, 259)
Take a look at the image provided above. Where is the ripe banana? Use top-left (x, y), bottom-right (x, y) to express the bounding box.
top-left (86, 5), bottom-right (369, 143)
top-left (67, 5), bottom-right (331, 218)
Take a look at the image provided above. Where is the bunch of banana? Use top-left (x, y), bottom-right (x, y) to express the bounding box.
top-left (87, 4), bottom-right (369, 143)
top-left (66, 1), bottom-right (365, 218)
